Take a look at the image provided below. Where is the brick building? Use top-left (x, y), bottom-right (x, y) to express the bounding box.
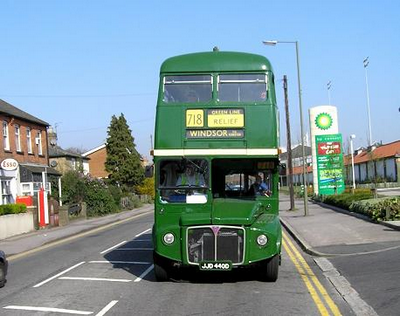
top-left (48, 127), bottom-right (90, 175)
top-left (344, 140), bottom-right (400, 184)
top-left (0, 100), bottom-right (59, 204)
top-left (83, 144), bottom-right (109, 178)
top-left (83, 144), bottom-right (146, 179)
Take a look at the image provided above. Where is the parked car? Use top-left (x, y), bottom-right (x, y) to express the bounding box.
top-left (0, 250), bottom-right (8, 288)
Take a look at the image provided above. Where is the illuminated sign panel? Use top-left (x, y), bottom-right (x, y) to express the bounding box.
top-left (185, 108), bottom-right (245, 139)
top-left (315, 134), bottom-right (345, 195)
top-left (207, 109), bottom-right (244, 128)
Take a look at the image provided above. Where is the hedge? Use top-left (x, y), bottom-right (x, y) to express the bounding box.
top-left (350, 197), bottom-right (400, 221)
top-left (0, 203), bottom-right (27, 216)
top-left (313, 192), bottom-right (400, 221)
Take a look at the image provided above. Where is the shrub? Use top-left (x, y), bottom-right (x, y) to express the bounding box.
top-left (351, 197), bottom-right (400, 221)
top-left (314, 190), bottom-right (373, 210)
top-left (314, 190), bottom-right (400, 222)
top-left (121, 194), bottom-right (143, 210)
top-left (107, 184), bottom-right (124, 206)
top-left (135, 177), bottom-right (155, 200)
top-left (61, 171), bottom-right (119, 217)
top-left (61, 171), bottom-right (86, 204)
top-left (0, 203), bottom-right (27, 216)
top-left (83, 177), bottom-right (118, 217)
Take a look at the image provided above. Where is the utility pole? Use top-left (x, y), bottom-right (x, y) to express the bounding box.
top-left (283, 76), bottom-right (295, 210)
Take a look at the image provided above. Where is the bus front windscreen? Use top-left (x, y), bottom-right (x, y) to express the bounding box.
top-left (158, 158), bottom-right (209, 204)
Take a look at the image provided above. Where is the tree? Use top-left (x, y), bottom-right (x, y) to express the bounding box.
top-left (105, 114), bottom-right (144, 192)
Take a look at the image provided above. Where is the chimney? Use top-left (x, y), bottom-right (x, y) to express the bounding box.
top-left (48, 126), bottom-right (58, 147)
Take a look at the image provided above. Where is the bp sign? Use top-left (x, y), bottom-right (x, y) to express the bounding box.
top-left (315, 134), bottom-right (345, 195)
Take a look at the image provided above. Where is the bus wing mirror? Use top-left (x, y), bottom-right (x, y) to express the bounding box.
top-left (145, 165), bottom-right (154, 178)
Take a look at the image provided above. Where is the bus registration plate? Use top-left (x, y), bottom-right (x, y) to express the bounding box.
top-left (199, 261), bottom-right (232, 271)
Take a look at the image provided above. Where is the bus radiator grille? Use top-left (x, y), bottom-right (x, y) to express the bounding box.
top-left (187, 226), bottom-right (244, 264)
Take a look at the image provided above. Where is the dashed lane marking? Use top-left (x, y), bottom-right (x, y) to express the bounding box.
top-left (8, 211), bottom-right (152, 262)
top-left (100, 241), bottom-right (128, 254)
top-left (95, 300), bottom-right (118, 316)
top-left (135, 228), bottom-right (152, 238)
top-left (3, 305), bottom-right (92, 315)
top-left (134, 264), bottom-right (154, 282)
top-left (89, 260), bottom-right (152, 265)
top-left (33, 261), bottom-right (85, 288)
top-left (59, 277), bottom-right (132, 282)
top-left (112, 248), bottom-right (153, 251)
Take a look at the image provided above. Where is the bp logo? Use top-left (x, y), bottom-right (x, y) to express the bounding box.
top-left (315, 113), bottom-right (333, 130)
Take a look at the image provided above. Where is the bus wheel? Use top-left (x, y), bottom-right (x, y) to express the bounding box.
top-left (261, 255), bottom-right (279, 282)
top-left (0, 262), bottom-right (5, 288)
top-left (153, 252), bottom-right (169, 282)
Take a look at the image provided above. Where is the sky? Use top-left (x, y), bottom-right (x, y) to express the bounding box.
top-left (1, 0), bottom-right (399, 159)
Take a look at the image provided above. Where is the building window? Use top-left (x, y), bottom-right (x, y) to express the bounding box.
top-left (26, 127), bottom-right (33, 153)
top-left (1, 179), bottom-right (12, 204)
top-left (3, 121), bottom-right (10, 150)
top-left (21, 183), bottom-right (33, 196)
top-left (15, 124), bottom-right (21, 152)
top-left (36, 131), bottom-right (43, 155)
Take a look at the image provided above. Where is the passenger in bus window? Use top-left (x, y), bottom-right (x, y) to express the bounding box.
top-left (185, 90), bottom-right (200, 102)
top-left (176, 165), bottom-right (205, 187)
top-left (260, 91), bottom-right (267, 101)
top-left (163, 88), bottom-right (175, 103)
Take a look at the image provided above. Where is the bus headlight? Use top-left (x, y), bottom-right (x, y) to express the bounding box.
top-left (256, 234), bottom-right (268, 246)
top-left (163, 233), bottom-right (175, 245)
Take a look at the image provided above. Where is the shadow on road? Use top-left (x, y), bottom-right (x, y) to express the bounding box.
top-left (103, 233), bottom-right (270, 283)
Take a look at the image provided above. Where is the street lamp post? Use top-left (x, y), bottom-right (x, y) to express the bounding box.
top-left (327, 81), bottom-right (332, 105)
top-left (263, 40), bottom-right (309, 216)
top-left (363, 57), bottom-right (372, 146)
top-left (350, 134), bottom-right (356, 191)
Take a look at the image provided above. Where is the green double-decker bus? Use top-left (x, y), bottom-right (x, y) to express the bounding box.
top-left (151, 50), bottom-right (282, 281)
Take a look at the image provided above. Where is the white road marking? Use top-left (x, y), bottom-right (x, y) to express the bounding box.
top-left (95, 300), bottom-right (118, 316)
top-left (100, 240), bottom-right (127, 254)
top-left (89, 260), bottom-right (152, 265)
top-left (134, 264), bottom-right (154, 282)
top-left (112, 248), bottom-right (153, 251)
top-left (33, 261), bottom-right (86, 288)
top-left (59, 277), bottom-right (132, 283)
top-left (3, 305), bottom-right (92, 315)
top-left (135, 228), bottom-right (151, 238)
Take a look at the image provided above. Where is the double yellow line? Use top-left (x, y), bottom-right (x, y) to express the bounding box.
top-left (282, 232), bottom-right (341, 316)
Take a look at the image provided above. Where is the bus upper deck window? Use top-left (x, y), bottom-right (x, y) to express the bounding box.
top-left (163, 75), bottom-right (212, 103)
top-left (218, 74), bottom-right (268, 102)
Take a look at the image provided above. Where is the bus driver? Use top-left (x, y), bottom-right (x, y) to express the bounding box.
top-left (176, 165), bottom-right (205, 187)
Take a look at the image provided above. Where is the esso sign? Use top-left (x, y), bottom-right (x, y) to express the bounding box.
top-left (1, 158), bottom-right (19, 171)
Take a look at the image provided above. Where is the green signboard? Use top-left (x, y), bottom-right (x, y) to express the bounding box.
top-left (315, 134), bottom-right (345, 195)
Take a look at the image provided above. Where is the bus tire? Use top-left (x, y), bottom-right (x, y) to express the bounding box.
top-left (153, 252), bottom-right (169, 282)
top-left (0, 262), bottom-right (5, 288)
top-left (261, 255), bottom-right (279, 282)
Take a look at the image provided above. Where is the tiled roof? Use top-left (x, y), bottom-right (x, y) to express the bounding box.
top-left (0, 99), bottom-right (49, 126)
top-left (289, 165), bottom-right (313, 175)
top-left (280, 145), bottom-right (312, 160)
top-left (49, 146), bottom-right (86, 159)
top-left (83, 143), bottom-right (143, 160)
top-left (344, 140), bottom-right (400, 165)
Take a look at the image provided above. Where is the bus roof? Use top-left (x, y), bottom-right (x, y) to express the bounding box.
top-left (160, 51), bottom-right (273, 74)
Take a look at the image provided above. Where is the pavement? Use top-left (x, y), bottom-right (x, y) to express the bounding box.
top-left (279, 194), bottom-right (400, 257)
top-left (1, 196), bottom-right (399, 259)
top-left (0, 204), bottom-right (153, 258)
